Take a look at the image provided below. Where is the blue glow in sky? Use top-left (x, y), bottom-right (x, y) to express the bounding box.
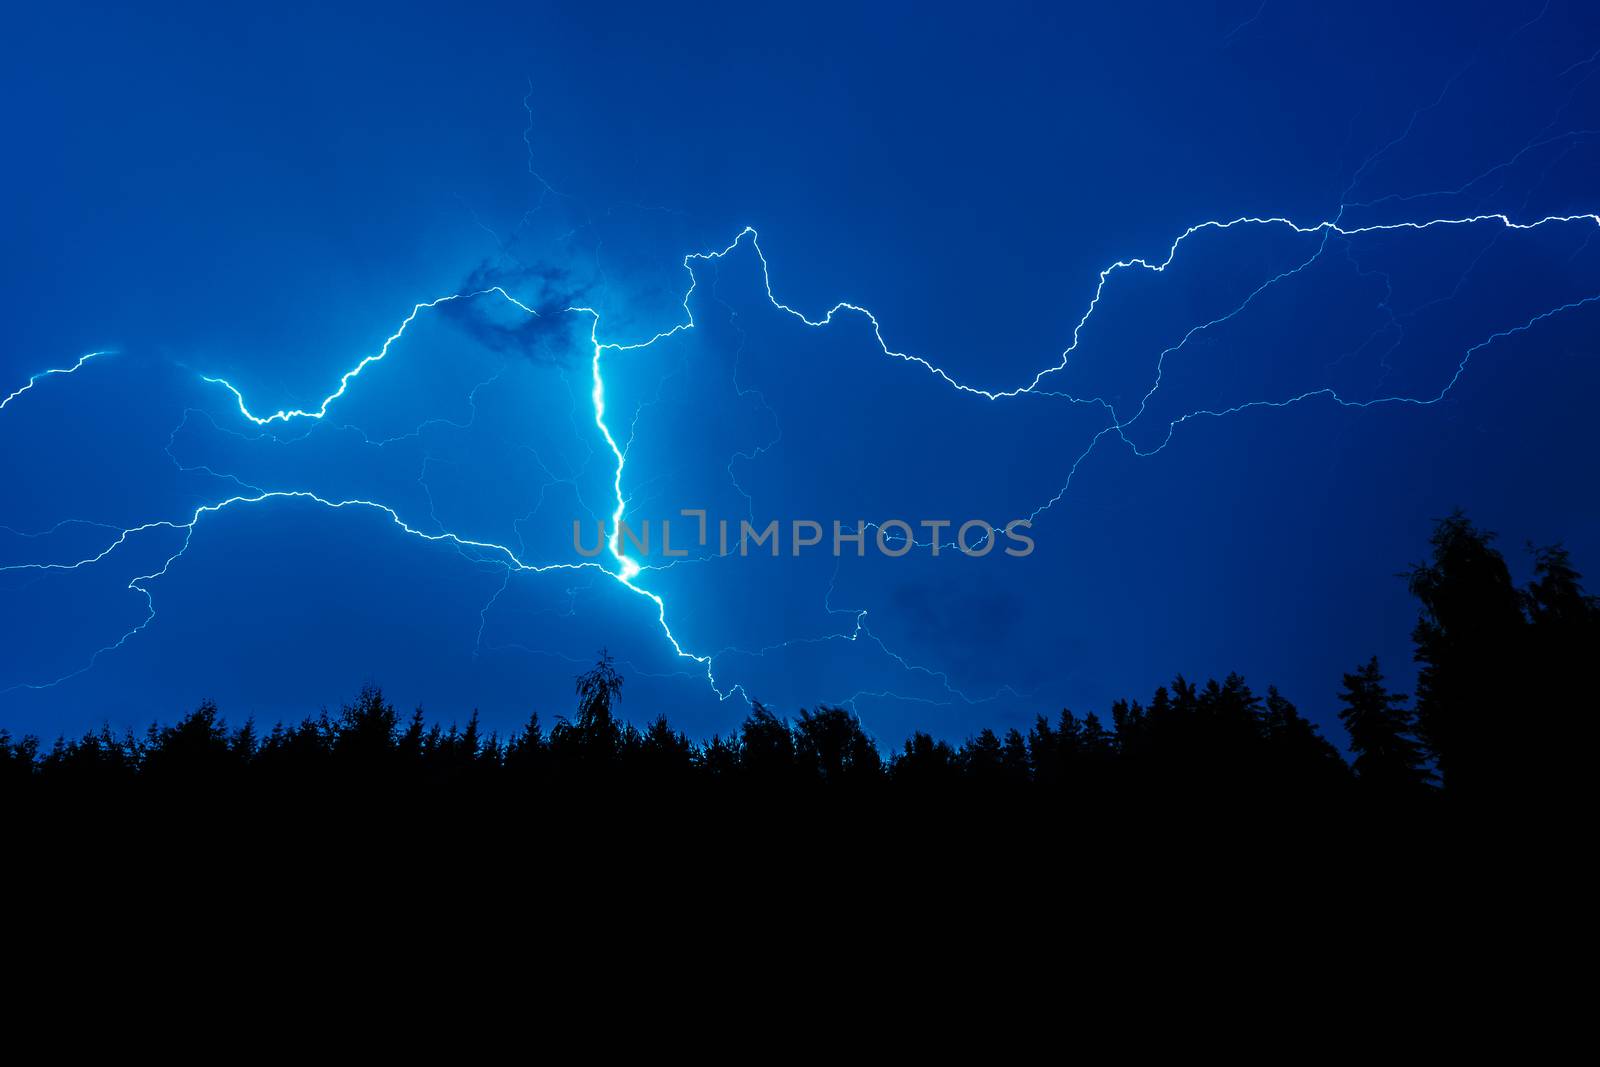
top-left (4, 0), bottom-right (1598, 747)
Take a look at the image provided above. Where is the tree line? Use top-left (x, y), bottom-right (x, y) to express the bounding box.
top-left (2, 512), bottom-right (1593, 805)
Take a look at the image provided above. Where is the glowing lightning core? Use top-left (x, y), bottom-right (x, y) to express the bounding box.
top-left (187, 208), bottom-right (1600, 699)
top-left (7, 205), bottom-right (1600, 703)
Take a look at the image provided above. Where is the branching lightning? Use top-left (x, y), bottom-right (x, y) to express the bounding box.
top-left (1, 490), bottom-right (610, 693)
top-left (8, 204), bottom-right (1596, 703)
top-left (6, 49), bottom-right (1600, 721)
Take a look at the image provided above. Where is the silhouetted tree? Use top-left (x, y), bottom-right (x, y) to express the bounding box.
top-left (503, 712), bottom-right (546, 783)
top-left (421, 712), bottom-right (491, 786)
top-left (960, 728), bottom-right (1005, 782)
top-left (576, 650), bottom-right (623, 727)
top-left (256, 713), bottom-right (334, 787)
top-left (1408, 513), bottom-right (1526, 796)
top-left (1026, 715), bottom-right (1061, 787)
top-left (697, 732), bottom-right (740, 780)
top-left (332, 686), bottom-right (400, 783)
top-left (550, 651), bottom-right (625, 778)
top-left (1078, 712), bottom-right (1113, 766)
top-left (0, 730), bottom-right (39, 790)
top-left (1025, 709), bottom-right (1112, 795)
top-left (141, 700), bottom-right (240, 788)
top-left (738, 703), bottom-right (795, 784)
top-left (1261, 686), bottom-right (1350, 794)
top-left (1000, 728), bottom-right (1030, 786)
top-left (794, 707), bottom-right (881, 786)
top-left (6, 517), bottom-right (1593, 813)
top-left (892, 732), bottom-right (959, 790)
top-left (1520, 542), bottom-right (1600, 790)
top-left (1524, 543), bottom-right (1599, 628)
top-left (36, 725), bottom-right (140, 790)
top-left (1337, 657), bottom-right (1432, 793)
top-left (626, 715), bottom-right (695, 789)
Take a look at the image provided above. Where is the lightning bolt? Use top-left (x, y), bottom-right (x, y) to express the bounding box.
top-left (9, 205), bottom-right (1594, 706)
top-left (201, 289), bottom-right (537, 425)
top-left (0, 490), bottom-right (610, 693)
top-left (1, 351), bottom-right (113, 412)
top-left (7, 36), bottom-right (1600, 721)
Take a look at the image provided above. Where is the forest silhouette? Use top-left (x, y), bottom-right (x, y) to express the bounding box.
top-left (3, 512), bottom-right (1594, 807)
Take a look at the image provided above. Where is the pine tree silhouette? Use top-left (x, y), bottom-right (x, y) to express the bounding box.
top-left (1408, 513), bottom-right (1527, 796)
top-left (1337, 657), bottom-right (1432, 792)
top-left (1521, 542), bottom-right (1600, 793)
top-left (3, 512), bottom-right (1593, 814)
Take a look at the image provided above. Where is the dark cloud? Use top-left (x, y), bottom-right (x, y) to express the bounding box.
top-left (442, 260), bottom-right (591, 365)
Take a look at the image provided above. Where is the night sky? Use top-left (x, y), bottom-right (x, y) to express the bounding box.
top-left (4, 0), bottom-right (1598, 749)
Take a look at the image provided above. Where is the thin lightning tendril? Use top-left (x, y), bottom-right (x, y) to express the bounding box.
top-left (0, 351), bottom-right (113, 412)
top-left (6, 201), bottom-right (1598, 703)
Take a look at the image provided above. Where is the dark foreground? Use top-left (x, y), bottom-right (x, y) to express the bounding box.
top-left (4, 513), bottom-right (1594, 816)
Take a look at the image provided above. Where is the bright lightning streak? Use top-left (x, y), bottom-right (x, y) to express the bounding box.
top-left (202, 289), bottom-right (535, 425)
top-left (1, 351), bottom-right (112, 413)
top-left (1, 490), bottom-right (610, 693)
top-left (717, 212), bottom-right (1600, 402)
top-left (10, 207), bottom-right (1600, 703)
top-left (570, 303), bottom-right (741, 698)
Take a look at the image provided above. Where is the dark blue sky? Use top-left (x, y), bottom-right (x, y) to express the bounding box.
top-left (4, 0), bottom-right (1598, 748)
